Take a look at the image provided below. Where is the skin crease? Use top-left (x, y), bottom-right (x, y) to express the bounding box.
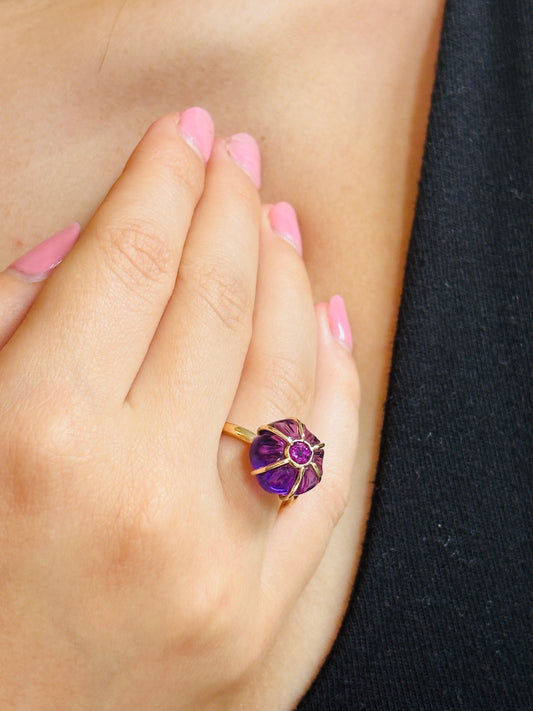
top-left (0, 1), bottom-right (444, 708)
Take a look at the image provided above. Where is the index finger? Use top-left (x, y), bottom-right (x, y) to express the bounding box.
top-left (0, 222), bottom-right (81, 349)
top-left (1, 109), bottom-right (214, 407)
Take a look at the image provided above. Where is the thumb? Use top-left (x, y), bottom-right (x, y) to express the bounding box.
top-left (0, 223), bottom-right (80, 349)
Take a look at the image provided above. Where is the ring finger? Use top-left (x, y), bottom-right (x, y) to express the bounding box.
top-left (221, 202), bottom-right (316, 510)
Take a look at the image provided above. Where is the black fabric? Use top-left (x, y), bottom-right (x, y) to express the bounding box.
top-left (298, 1), bottom-right (532, 709)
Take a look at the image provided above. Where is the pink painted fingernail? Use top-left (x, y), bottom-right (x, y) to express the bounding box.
top-left (328, 295), bottom-right (353, 351)
top-left (7, 223), bottom-right (81, 282)
top-left (226, 133), bottom-right (261, 188)
top-left (269, 202), bottom-right (302, 255)
top-left (177, 107), bottom-right (215, 162)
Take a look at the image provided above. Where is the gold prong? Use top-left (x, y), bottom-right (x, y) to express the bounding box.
top-left (310, 461), bottom-right (322, 482)
top-left (259, 424), bottom-right (292, 444)
top-left (281, 466), bottom-right (305, 501)
top-left (251, 458), bottom-right (290, 476)
top-left (297, 419), bottom-right (305, 438)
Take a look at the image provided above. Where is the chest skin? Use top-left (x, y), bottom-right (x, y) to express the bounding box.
top-left (0, 1), bottom-right (444, 706)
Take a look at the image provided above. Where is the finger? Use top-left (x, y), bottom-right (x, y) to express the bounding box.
top-left (0, 223), bottom-right (80, 349)
top-left (260, 298), bottom-right (359, 619)
top-left (220, 203), bottom-right (316, 511)
top-left (129, 135), bottom-right (262, 430)
top-left (1, 109), bottom-right (214, 406)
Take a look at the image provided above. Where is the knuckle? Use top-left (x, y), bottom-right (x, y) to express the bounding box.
top-left (186, 571), bottom-right (231, 633)
top-left (30, 411), bottom-right (79, 465)
top-left (190, 262), bottom-right (253, 335)
top-left (262, 353), bottom-right (314, 415)
top-left (1, 392), bottom-right (85, 515)
top-left (99, 484), bottom-right (173, 588)
top-left (102, 220), bottom-right (175, 295)
top-left (166, 554), bottom-right (241, 653)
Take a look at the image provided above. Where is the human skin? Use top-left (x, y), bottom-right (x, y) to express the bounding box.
top-left (0, 1), bottom-right (444, 708)
top-left (0, 111), bottom-right (359, 710)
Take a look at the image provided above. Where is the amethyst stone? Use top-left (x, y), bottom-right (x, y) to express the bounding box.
top-left (249, 418), bottom-right (324, 499)
top-left (289, 441), bottom-right (313, 465)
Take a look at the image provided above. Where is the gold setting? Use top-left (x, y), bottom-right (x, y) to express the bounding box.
top-left (223, 419), bottom-right (324, 502)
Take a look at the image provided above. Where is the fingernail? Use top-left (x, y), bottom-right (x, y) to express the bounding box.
top-left (177, 107), bottom-right (215, 162)
top-left (226, 133), bottom-right (261, 188)
top-left (7, 223), bottom-right (81, 282)
top-left (328, 295), bottom-right (353, 351)
top-left (269, 202), bottom-right (302, 255)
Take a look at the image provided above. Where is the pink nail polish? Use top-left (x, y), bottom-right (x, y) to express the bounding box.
top-left (7, 223), bottom-right (81, 282)
top-left (269, 202), bottom-right (302, 255)
top-left (328, 295), bottom-right (353, 351)
top-left (226, 133), bottom-right (261, 188)
top-left (177, 107), bottom-right (215, 162)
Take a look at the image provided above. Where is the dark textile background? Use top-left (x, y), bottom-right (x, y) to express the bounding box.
top-left (298, 1), bottom-right (532, 709)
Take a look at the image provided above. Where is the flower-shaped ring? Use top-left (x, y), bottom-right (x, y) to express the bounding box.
top-left (223, 418), bottom-right (324, 501)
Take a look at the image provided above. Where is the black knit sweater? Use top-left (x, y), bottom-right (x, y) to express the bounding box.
top-left (299, 1), bottom-right (532, 709)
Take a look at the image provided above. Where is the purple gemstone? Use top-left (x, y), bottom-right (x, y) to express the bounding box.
top-left (267, 419), bottom-right (300, 440)
top-left (302, 424), bottom-right (320, 448)
top-left (296, 465), bottom-right (319, 495)
top-left (289, 441), bottom-right (312, 465)
top-left (313, 447), bottom-right (324, 472)
top-left (249, 431), bottom-right (285, 470)
top-left (256, 463), bottom-right (297, 497)
top-left (249, 419), bottom-right (324, 498)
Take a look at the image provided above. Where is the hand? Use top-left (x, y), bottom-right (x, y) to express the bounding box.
top-left (0, 109), bottom-right (359, 710)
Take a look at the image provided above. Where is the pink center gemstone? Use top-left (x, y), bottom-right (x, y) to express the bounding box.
top-left (289, 441), bottom-right (312, 465)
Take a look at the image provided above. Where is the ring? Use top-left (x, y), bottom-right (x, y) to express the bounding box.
top-left (222, 418), bottom-right (324, 501)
